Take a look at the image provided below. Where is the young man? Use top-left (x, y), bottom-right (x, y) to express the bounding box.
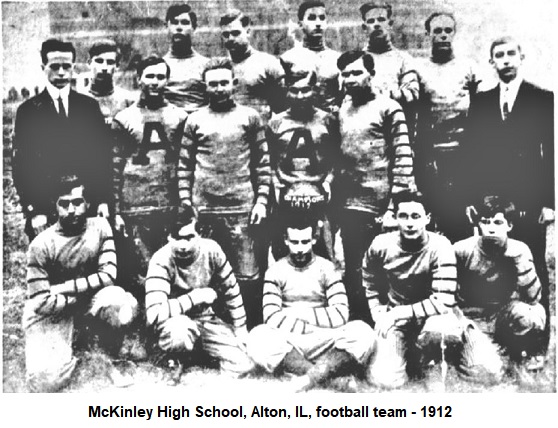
top-left (12, 38), bottom-right (112, 240)
top-left (219, 9), bottom-right (284, 123)
top-left (145, 206), bottom-right (253, 379)
top-left (266, 63), bottom-right (339, 261)
top-left (362, 191), bottom-right (500, 388)
top-left (23, 175), bottom-right (138, 392)
top-left (112, 56), bottom-right (188, 290)
top-left (359, 3), bottom-right (419, 113)
top-left (247, 216), bottom-right (374, 391)
top-left (280, 1), bottom-right (340, 112)
top-left (464, 37), bottom-right (554, 345)
top-left (335, 50), bottom-right (415, 323)
top-left (179, 58), bottom-right (271, 328)
top-left (163, 3), bottom-right (209, 112)
top-left (82, 39), bottom-right (136, 125)
top-left (415, 13), bottom-right (481, 242)
top-left (454, 196), bottom-right (546, 371)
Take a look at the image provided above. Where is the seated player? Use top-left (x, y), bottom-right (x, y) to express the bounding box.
top-left (266, 62), bottom-right (339, 261)
top-left (247, 215), bottom-right (374, 391)
top-left (22, 175), bottom-right (138, 392)
top-left (455, 196), bottom-right (547, 372)
top-left (363, 190), bottom-right (502, 388)
top-left (145, 206), bottom-right (254, 382)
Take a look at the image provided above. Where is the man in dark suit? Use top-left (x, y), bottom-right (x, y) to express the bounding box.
top-left (12, 39), bottom-right (112, 240)
top-left (463, 36), bottom-right (554, 357)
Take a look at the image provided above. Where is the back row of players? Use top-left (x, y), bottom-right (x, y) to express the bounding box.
top-left (13, 2), bottom-right (553, 391)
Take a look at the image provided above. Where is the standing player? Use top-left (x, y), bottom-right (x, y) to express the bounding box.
top-left (178, 59), bottom-right (271, 328)
top-left (362, 191), bottom-right (500, 388)
top-left (266, 63), bottom-right (339, 261)
top-left (12, 39), bottom-right (112, 240)
top-left (145, 206), bottom-right (253, 380)
top-left (219, 9), bottom-right (284, 123)
top-left (359, 3), bottom-right (420, 122)
top-left (335, 50), bottom-right (415, 323)
top-left (23, 175), bottom-right (138, 392)
top-left (247, 216), bottom-right (374, 391)
top-left (281, 1), bottom-right (341, 112)
top-left (455, 196), bottom-right (546, 373)
top-left (82, 39), bottom-right (136, 126)
top-left (112, 56), bottom-right (188, 291)
top-left (415, 13), bottom-right (481, 242)
top-left (163, 3), bottom-right (209, 113)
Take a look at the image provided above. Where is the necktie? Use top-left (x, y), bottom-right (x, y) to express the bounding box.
top-left (58, 96), bottom-right (67, 118)
top-left (502, 87), bottom-right (509, 121)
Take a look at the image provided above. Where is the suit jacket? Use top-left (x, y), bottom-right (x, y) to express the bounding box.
top-left (12, 89), bottom-right (112, 216)
top-left (463, 80), bottom-right (554, 211)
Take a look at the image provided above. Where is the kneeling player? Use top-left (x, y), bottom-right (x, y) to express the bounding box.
top-left (145, 206), bottom-right (254, 381)
top-left (455, 196), bottom-right (547, 374)
top-left (23, 175), bottom-right (138, 392)
top-left (247, 216), bottom-right (374, 391)
top-left (363, 191), bottom-right (502, 388)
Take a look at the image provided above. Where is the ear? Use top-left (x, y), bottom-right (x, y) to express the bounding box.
top-left (362, 23), bottom-right (367, 32)
top-left (489, 58), bottom-right (495, 66)
top-left (246, 27), bottom-right (251, 35)
top-left (232, 77), bottom-right (239, 86)
top-left (506, 221), bottom-right (513, 233)
top-left (425, 213), bottom-right (432, 225)
top-left (167, 234), bottom-right (173, 244)
top-left (388, 19), bottom-right (394, 26)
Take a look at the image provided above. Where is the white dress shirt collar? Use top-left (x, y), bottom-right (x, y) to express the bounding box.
top-left (45, 82), bottom-right (71, 115)
top-left (499, 76), bottom-right (522, 115)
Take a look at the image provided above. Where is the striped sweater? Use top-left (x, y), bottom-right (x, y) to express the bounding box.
top-left (362, 231), bottom-right (457, 321)
top-left (337, 94), bottom-right (415, 214)
top-left (454, 236), bottom-right (541, 308)
top-left (179, 103), bottom-right (271, 213)
top-left (145, 238), bottom-right (246, 329)
top-left (262, 255), bottom-right (349, 334)
top-left (23, 217), bottom-right (116, 328)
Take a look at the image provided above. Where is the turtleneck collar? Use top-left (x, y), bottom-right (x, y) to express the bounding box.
top-left (303, 36), bottom-right (325, 52)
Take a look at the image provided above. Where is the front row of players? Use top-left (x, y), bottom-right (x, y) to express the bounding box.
top-left (24, 175), bottom-right (545, 391)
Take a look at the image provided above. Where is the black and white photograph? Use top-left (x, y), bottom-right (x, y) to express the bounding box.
top-left (2, 0), bottom-right (555, 420)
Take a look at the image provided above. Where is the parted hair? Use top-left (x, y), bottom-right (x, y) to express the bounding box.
top-left (490, 36), bottom-right (522, 58)
top-left (337, 49), bottom-right (375, 73)
top-left (219, 9), bottom-right (251, 27)
top-left (298, 1), bottom-right (326, 21)
top-left (202, 57), bottom-right (234, 80)
top-left (359, 2), bottom-right (392, 20)
top-left (475, 195), bottom-right (517, 224)
top-left (393, 190), bottom-right (429, 213)
top-left (424, 12), bottom-right (456, 32)
top-left (137, 55), bottom-right (171, 78)
top-left (88, 39), bottom-right (120, 62)
top-left (165, 4), bottom-right (198, 29)
top-left (41, 39), bottom-right (76, 64)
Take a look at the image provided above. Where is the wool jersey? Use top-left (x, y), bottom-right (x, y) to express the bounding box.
top-left (179, 103), bottom-right (271, 213)
top-left (365, 46), bottom-right (419, 104)
top-left (23, 217), bottom-right (116, 328)
top-left (337, 94), bottom-right (415, 214)
top-left (112, 100), bottom-right (187, 215)
top-left (362, 231), bottom-right (457, 321)
top-left (281, 45), bottom-right (340, 112)
top-left (230, 47), bottom-right (284, 122)
top-left (263, 255), bottom-right (349, 334)
top-left (145, 238), bottom-right (246, 328)
top-left (163, 50), bottom-right (209, 113)
top-left (266, 107), bottom-right (338, 188)
top-left (82, 85), bottom-right (136, 126)
top-left (416, 57), bottom-right (476, 151)
top-left (454, 236), bottom-right (541, 308)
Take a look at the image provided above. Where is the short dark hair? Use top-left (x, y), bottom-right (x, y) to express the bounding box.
top-left (54, 174), bottom-right (87, 199)
top-left (393, 190), bottom-right (428, 213)
top-left (88, 39), bottom-right (120, 62)
top-left (165, 3), bottom-right (198, 29)
top-left (359, 3), bottom-right (392, 20)
top-left (41, 39), bottom-right (76, 64)
top-left (337, 50), bottom-right (375, 74)
top-left (298, 1), bottom-right (326, 21)
top-left (202, 57), bottom-right (234, 81)
top-left (424, 12), bottom-right (456, 33)
top-left (137, 55), bottom-right (170, 78)
top-left (475, 195), bottom-right (516, 225)
top-left (280, 58), bottom-right (318, 87)
top-left (219, 9), bottom-right (250, 27)
top-left (490, 36), bottom-right (521, 58)
top-left (171, 205), bottom-right (198, 235)
top-left (284, 212), bottom-right (317, 235)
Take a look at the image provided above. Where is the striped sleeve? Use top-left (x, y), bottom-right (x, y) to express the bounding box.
top-left (26, 241), bottom-right (76, 315)
top-left (410, 238), bottom-right (457, 321)
top-left (211, 248), bottom-right (246, 329)
top-left (178, 119), bottom-right (198, 206)
top-left (515, 244), bottom-right (542, 304)
top-left (311, 271), bottom-right (348, 328)
top-left (386, 105), bottom-right (416, 195)
top-left (61, 225), bottom-right (117, 295)
top-left (249, 114), bottom-right (271, 207)
top-left (145, 254), bottom-right (180, 327)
